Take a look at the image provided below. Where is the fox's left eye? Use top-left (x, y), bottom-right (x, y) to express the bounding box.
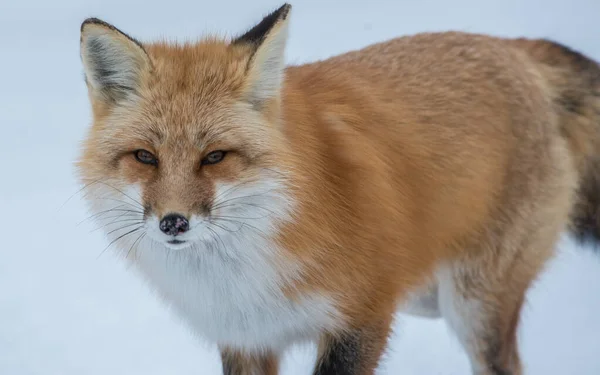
top-left (134, 149), bottom-right (158, 166)
top-left (201, 150), bottom-right (227, 165)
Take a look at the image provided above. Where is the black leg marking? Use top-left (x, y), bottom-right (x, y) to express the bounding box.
top-left (314, 333), bottom-right (362, 375)
top-left (220, 351), bottom-right (238, 375)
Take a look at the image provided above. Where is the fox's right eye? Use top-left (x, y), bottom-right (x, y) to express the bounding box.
top-left (134, 149), bottom-right (158, 166)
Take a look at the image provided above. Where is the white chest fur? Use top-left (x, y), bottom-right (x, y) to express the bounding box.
top-left (133, 236), bottom-right (340, 352)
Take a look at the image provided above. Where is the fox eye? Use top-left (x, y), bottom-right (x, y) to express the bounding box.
top-left (201, 150), bottom-right (227, 165)
top-left (134, 149), bottom-right (158, 166)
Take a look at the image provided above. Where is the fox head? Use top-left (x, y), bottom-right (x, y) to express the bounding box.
top-left (77, 4), bottom-right (295, 253)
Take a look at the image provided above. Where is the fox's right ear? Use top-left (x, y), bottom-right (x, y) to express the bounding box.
top-left (80, 18), bottom-right (151, 102)
top-left (232, 4), bottom-right (291, 109)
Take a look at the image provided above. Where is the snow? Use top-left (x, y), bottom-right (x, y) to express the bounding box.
top-left (1, 0), bottom-right (600, 374)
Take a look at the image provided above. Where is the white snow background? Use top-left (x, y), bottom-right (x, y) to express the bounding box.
top-left (1, 0), bottom-right (600, 374)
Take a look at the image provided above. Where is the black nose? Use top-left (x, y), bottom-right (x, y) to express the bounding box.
top-left (159, 214), bottom-right (189, 236)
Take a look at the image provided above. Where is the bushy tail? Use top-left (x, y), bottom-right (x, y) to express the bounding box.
top-left (512, 38), bottom-right (600, 247)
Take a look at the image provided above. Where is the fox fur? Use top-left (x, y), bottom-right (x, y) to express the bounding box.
top-left (77, 3), bottom-right (600, 374)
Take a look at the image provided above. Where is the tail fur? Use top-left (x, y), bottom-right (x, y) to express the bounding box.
top-left (512, 38), bottom-right (600, 247)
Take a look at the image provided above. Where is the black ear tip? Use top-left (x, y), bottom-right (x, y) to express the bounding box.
top-left (79, 18), bottom-right (145, 50)
top-left (81, 17), bottom-right (113, 33)
top-left (278, 3), bottom-right (292, 20)
top-left (233, 3), bottom-right (292, 46)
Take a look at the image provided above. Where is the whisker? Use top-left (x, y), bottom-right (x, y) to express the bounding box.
top-left (77, 205), bottom-right (124, 225)
top-left (212, 217), bottom-right (270, 237)
top-left (106, 222), bottom-right (145, 236)
top-left (212, 189), bottom-right (279, 210)
top-left (91, 207), bottom-right (143, 227)
top-left (127, 232), bottom-right (146, 259)
top-left (91, 197), bottom-right (144, 210)
top-left (211, 180), bottom-right (250, 203)
top-left (97, 226), bottom-right (143, 259)
top-left (206, 225), bottom-right (227, 251)
top-left (92, 218), bottom-right (145, 233)
top-left (211, 213), bottom-right (271, 221)
top-left (210, 220), bottom-right (243, 233)
top-left (93, 211), bottom-right (142, 222)
top-left (77, 208), bottom-right (142, 226)
top-left (211, 176), bottom-right (267, 203)
top-left (60, 177), bottom-right (146, 213)
top-left (261, 167), bottom-right (289, 179)
top-left (90, 180), bottom-right (144, 209)
top-left (77, 205), bottom-right (128, 226)
top-left (189, 220), bottom-right (205, 232)
top-left (211, 202), bottom-right (277, 215)
top-left (57, 180), bottom-right (101, 212)
top-left (210, 168), bottom-right (287, 203)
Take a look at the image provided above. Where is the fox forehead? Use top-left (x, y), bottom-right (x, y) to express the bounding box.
top-left (132, 41), bottom-right (248, 133)
top-left (144, 40), bottom-right (249, 94)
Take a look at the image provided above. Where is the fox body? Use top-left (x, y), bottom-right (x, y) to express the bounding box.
top-left (77, 3), bottom-right (600, 374)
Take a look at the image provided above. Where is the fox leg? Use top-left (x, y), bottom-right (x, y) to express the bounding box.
top-left (438, 261), bottom-right (528, 375)
top-left (220, 348), bottom-right (279, 375)
top-left (313, 315), bottom-right (394, 375)
top-left (437, 232), bottom-right (564, 375)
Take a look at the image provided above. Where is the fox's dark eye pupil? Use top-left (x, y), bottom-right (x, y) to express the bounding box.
top-left (202, 151), bottom-right (226, 165)
top-left (135, 149), bottom-right (157, 165)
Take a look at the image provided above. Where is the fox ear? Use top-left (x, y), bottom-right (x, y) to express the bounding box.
top-left (233, 4), bottom-right (291, 108)
top-left (80, 18), bottom-right (151, 102)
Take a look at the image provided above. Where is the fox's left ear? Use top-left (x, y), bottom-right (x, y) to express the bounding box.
top-left (80, 18), bottom-right (151, 103)
top-left (233, 3), bottom-right (291, 108)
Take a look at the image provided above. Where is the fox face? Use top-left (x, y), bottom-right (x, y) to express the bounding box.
top-left (77, 10), bottom-right (294, 253)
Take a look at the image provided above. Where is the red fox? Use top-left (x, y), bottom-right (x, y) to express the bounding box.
top-left (77, 3), bottom-right (600, 374)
